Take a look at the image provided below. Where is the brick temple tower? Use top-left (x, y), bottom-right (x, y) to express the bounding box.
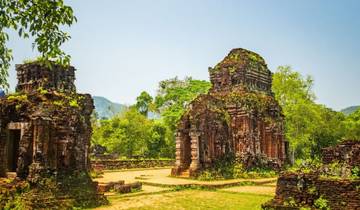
top-left (172, 48), bottom-right (288, 177)
top-left (0, 62), bottom-right (94, 180)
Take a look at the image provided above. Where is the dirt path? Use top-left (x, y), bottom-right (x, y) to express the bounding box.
top-left (95, 168), bottom-right (277, 187)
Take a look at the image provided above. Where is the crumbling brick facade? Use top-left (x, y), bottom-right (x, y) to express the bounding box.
top-left (172, 48), bottom-right (288, 177)
top-left (0, 62), bottom-right (94, 180)
top-left (263, 172), bottom-right (360, 210)
top-left (263, 140), bottom-right (360, 210)
top-left (322, 140), bottom-right (360, 167)
top-left (16, 62), bottom-right (76, 93)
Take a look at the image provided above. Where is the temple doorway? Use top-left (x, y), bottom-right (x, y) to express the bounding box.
top-left (7, 129), bottom-right (21, 172)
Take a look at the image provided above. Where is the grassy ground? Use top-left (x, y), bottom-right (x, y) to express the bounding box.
top-left (219, 185), bottom-right (275, 195)
top-left (96, 189), bottom-right (272, 210)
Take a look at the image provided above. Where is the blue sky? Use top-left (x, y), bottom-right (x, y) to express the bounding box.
top-left (6, 0), bottom-right (360, 110)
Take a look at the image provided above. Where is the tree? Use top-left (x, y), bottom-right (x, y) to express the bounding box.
top-left (0, 0), bottom-right (76, 89)
top-left (155, 76), bottom-right (211, 132)
top-left (272, 66), bottom-right (345, 159)
top-left (309, 105), bottom-right (345, 156)
top-left (146, 121), bottom-right (168, 158)
top-left (343, 108), bottom-right (360, 140)
top-left (92, 108), bottom-right (151, 157)
top-left (92, 107), bottom-right (174, 158)
top-left (136, 91), bottom-right (153, 116)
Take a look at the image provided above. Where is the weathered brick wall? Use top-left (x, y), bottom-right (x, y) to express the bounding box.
top-left (322, 140), bottom-right (360, 167)
top-left (91, 159), bottom-right (175, 170)
top-left (16, 62), bottom-right (76, 93)
top-left (263, 172), bottom-right (360, 210)
top-left (263, 141), bottom-right (360, 210)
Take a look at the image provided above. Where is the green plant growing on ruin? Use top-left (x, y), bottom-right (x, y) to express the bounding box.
top-left (53, 100), bottom-right (64, 107)
top-left (307, 186), bottom-right (317, 195)
top-left (15, 104), bottom-right (22, 111)
top-left (283, 197), bottom-right (297, 207)
top-left (7, 94), bottom-right (28, 102)
top-left (37, 87), bottom-right (48, 95)
top-left (69, 99), bottom-right (79, 108)
top-left (314, 196), bottom-right (330, 210)
top-left (4, 194), bottom-right (26, 210)
top-left (248, 53), bottom-right (260, 62)
top-left (351, 166), bottom-right (360, 178)
top-left (197, 153), bottom-right (278, 180)
top-left (23, 57), bottom-right (44, 64)
top-left (287, 158), bottom-right (322, 174)
top-left (228, 66), bottom-right (237, 74)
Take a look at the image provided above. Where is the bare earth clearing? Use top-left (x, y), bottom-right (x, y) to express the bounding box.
top-left (93, 168), bottom-right (276, 210)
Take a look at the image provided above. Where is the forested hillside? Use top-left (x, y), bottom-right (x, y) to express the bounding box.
top-left (93, 96), bottom-right (126, 119)
top-left (341, 106), bottom-right (360, 115)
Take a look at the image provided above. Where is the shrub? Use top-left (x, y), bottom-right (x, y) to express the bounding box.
top-left (196, 153), bottom-right (277, 180)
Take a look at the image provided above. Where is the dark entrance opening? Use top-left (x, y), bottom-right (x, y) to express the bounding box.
top-left (7, 129), bottom-right (21, 172)
top-left (183, 134), bottom-right (192, 169)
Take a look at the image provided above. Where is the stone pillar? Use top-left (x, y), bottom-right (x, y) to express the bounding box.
top-left (175, 132), bottom-right (182, 168)
top-left (265, 129), bottom-right (271, 158)
top-left (273, 135), bottom-right (278, 159)
top-left (189, 130), bottom-right (200, 171)
top-left (279, 134), bottom-right (285, 161)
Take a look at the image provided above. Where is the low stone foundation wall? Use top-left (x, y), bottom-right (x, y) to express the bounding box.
top-left (91, 159), bottom-right (175, 170)
top-left (322, 140), bottom-right (360, 166)
top-left (262, 172), bottom-right (360, 210)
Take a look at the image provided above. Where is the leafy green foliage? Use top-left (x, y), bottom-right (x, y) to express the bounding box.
top-left (310, 106), bottom-right (346, 156)
top-left (351, 166), bottom-right (360, 178)
top-left (272, 66), bottom-right (346, 159)
top-left (92, 77), bottom-right (210, 159)
top-left (155, 76), bottom-right (211, 132)
top-left (314, 196), bottom-right (330, 210)
top-left (92, 108), bottom-right (174, 158)
top-left (0, 0), bottom-right (76, 89)
top-left (273, 66), bottom-right (318, 158)
top-left (136, 91), bottom-right (154, 116)
top-left (197, 153), bottom-right (277, 181)
top-left (343, 109), bottom-right (360, 140)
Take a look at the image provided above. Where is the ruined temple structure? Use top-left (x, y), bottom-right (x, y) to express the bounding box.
top-left (0, 62), bottom-right (94, 180)
top-left (263, 140), bottom-right (360, 210)
top-left (172, 48), bottom-right (288, 177)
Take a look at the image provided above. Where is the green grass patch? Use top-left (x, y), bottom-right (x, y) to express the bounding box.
top-left (98, 189), bottom-right (272, 210)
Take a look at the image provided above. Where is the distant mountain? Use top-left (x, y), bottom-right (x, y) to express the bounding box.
top-left (93, 96), bottom-right (127, 119)
top-left (341, 106), bottom-right (360, 116)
